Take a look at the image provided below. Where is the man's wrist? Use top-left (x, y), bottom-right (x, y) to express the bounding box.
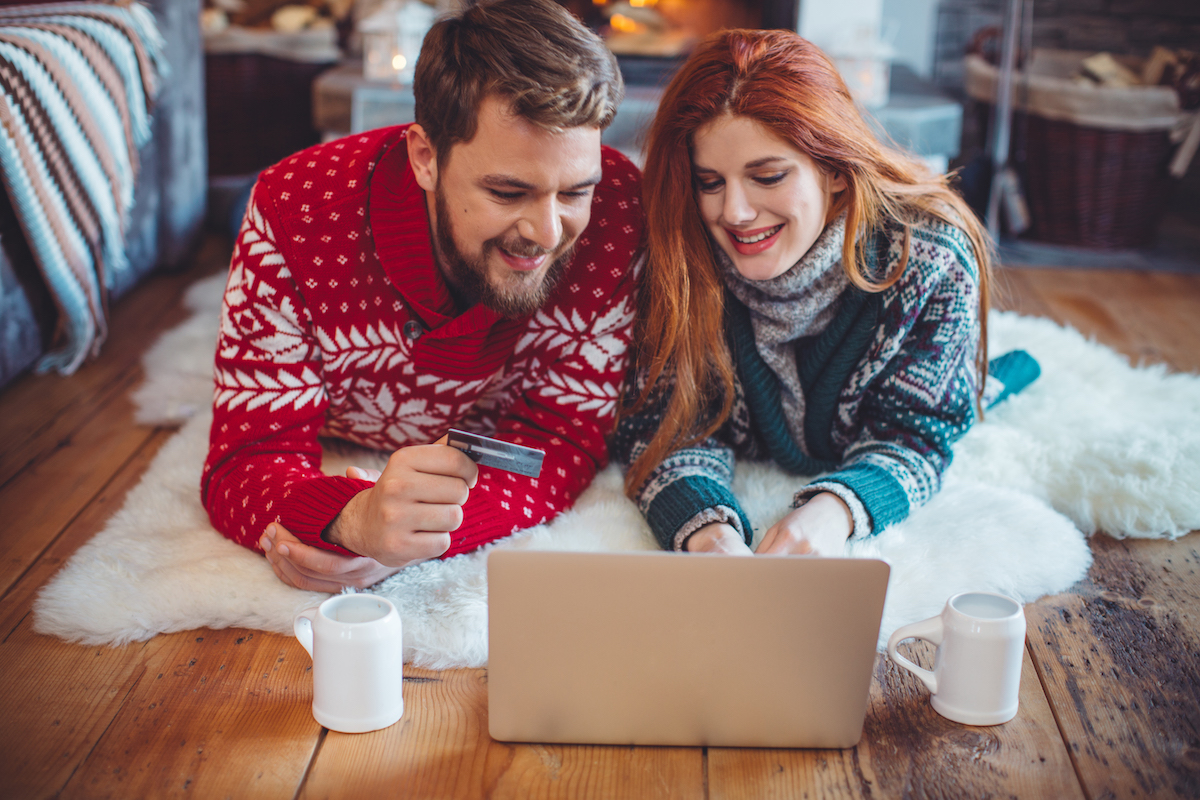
top-left (321, 516), bottom-right (343, 547)
top-left (322, 493), bottom-right (362, 552)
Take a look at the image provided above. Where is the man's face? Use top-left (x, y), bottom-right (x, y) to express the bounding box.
top-left (423, 96), bottom-right (602, 318)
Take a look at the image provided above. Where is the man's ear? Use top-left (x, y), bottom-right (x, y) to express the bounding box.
top-left (407, 124), bottom-right (438, 191)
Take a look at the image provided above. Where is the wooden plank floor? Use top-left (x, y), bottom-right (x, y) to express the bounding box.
top-left (1, 237), bottom-right (1198, 799)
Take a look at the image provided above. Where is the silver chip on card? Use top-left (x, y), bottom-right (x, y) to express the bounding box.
top-left (447, 429), bottom-right (545, 479)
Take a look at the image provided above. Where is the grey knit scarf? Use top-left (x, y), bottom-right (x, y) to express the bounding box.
top-left (718, 214), bottom-right (850, 453)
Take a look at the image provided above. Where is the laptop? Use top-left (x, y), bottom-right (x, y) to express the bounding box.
top-left (487, 550), bottom-right (889, 749)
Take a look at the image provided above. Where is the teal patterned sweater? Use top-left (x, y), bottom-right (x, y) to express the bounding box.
top-left (612, 218), bottom-right (1040, 551)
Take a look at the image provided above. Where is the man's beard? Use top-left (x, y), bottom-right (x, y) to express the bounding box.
top-left (434, 188), bottom-right (575, 319)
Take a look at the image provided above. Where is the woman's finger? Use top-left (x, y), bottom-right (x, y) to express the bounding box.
top-left (756, 524), bottom-right (781, 554)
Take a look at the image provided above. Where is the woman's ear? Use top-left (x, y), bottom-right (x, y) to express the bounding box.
top-left (407, 124), bottom-right (438, 191)
top-left (828, 171), bottom-right (847, 195)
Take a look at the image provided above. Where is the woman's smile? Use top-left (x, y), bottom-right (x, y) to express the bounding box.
top-left (726, 223), bottom-right (785, 254)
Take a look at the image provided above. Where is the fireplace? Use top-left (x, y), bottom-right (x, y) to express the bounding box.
top-left (556, 0), bottom-right (798, 85)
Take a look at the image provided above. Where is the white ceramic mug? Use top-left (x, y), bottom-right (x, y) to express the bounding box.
top-left (294, 594), bottom-right (404, 733)
top-left (887, 591), bottom-right (1026, 726)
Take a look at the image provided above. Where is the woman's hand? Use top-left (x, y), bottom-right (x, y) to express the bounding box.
top-left (684, 522), bottom-right (754, 555)
top-left (756, 492), bottom-right (854, 557)
top-left (259, 521), bottom-right (404, 593)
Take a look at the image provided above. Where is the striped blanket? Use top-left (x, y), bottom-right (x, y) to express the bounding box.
top-left (0, 1), bottom-right (163, 374)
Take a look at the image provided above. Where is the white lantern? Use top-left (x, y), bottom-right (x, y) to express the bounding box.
top-left (360, 0), bottom-right (435, 83)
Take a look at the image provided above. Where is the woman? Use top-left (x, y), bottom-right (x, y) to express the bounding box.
top-left (612, 29), bottom-right (1038, 556)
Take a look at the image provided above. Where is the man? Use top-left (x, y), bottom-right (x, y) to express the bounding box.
top-left (201, 0), bottom-right (642, 592)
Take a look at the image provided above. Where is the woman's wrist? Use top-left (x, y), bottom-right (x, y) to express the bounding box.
top-left (684, 522), bottom-right (751, 554)
top-left (803, 492), bottom-right (854, 541)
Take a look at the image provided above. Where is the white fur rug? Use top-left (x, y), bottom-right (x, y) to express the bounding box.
top-left (33, 274), bottom-right (1200, 668)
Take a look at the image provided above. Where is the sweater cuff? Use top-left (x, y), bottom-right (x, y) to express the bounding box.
top-left (674, 505), bottom-right (745, 552)
top-left (645, 476), bottom-right (753, 551)
top-left (279, 475), bottom-right (375, 555)
top-left (809, 463), bottom-right (911, 535)
top-left (794, 482), bottom-right (873, 539)
top-left (983, 349), bottom-right (1041, 409)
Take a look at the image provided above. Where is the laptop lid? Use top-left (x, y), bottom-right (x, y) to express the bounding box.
top-left (487, 550), bottom-right (889, 749)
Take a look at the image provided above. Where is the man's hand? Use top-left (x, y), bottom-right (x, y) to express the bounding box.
top-left (324, 441), bottom-right (479, 567)
top-left (756, 492), bottom-right (853, 557)
top-left (260, 521), bottom-right (403, 592)
top-left (684, 522), bottom-right (754, 555)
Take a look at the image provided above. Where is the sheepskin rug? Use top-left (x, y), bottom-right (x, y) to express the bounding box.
top-left (32, 274), bottom-right (1200, 668)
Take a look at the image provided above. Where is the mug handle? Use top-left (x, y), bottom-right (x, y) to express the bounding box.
top-left (887, 615), bottom-right (944, 694)
top-left (294, 607), bottom-right (318, 659)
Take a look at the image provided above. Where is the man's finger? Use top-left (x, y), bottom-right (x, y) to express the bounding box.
top-left (278, 536), bottom-right (367, 577)
top-left (406, 473), bottom-right (473, 506)
top-left (394, 444), bottom-right (479, 484)
top-left (347, 466), bottom-right (382, 482)
top-left (406, 502), bottom-right (465, 534)
top-left (380, 531), bottom-right (451, 564)
top-left (270, 551), bottom-right (343, 593)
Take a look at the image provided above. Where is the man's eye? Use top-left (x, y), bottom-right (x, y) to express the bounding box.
top-left (489, 189), bottom-right (524, 201)
top-left (560, 189), bottom-right (592, 200)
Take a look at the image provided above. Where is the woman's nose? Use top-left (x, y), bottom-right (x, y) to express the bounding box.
top-left (722, 183), bottom-right (756, 225)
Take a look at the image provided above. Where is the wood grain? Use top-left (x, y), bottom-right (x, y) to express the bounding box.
top-left (0, 237), bottom-right (227, 490)
top-left (1025, 532), bottom-right (1200, 799)
top-left (0, 616), bottom-right (153, 799)
top-left (60, 628), bottom-right (321, 799)
top-left (0, 377), bottom-right (157, 598)
top-left (708, 650), bottom-right (1083, 799)
top-left (301, 667), bottom-right (707, 800)
top-left (0, 428), bottom-right (173, 638)
top-left (0, 431), bottom-right (176, 800)
top-left (1, 240), bottom-right (1198, 799)
top-left (1001, 268), bottom-right (1200, 371)
top-left (992, 267), bottom-right (1059, 319)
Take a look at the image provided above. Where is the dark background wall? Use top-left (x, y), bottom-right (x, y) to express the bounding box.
top-left (1029, 0), bottom-right (1200, 56)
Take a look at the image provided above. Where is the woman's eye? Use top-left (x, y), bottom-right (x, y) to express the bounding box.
top-left (754, 172), bottom-right (787, 186)
top-left (695, 177), bottom-right (723, 193)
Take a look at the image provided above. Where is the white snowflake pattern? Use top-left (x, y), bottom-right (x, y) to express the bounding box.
top-left (316, 320), bottom-right (414, 374)
top-left (462, 366), bottom-right (521, 420)
top-left (336, 381), bottom-right (447, 444)
top-left (514, 296), bottom-right (632, 373)
top-left (214, 366), bottom-right (326, 412)
top-left (538, 370), bottom-right (620, 416)
top-left (514, 306), bottom-right (588, 357)
top-left (577, 295), bottom-right (633, 372)
top-left (219, 205), bottom-right (313, 363)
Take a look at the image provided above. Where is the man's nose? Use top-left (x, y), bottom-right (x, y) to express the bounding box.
top-left (517, 197), bottom-right (563, 251)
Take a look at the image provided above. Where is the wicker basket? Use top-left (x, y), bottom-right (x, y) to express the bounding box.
top-left (967, 50), bottom-right (1184, 249)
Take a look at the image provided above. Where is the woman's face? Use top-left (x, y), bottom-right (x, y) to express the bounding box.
top-left (691, 114), bottom-right (846, 281)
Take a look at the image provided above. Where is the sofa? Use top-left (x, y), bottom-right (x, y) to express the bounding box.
top-left (0, 0), bottom-right (207, 388)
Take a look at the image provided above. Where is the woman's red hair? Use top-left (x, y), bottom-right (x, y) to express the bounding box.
top-left (622, 28), bottom-right (993, 497)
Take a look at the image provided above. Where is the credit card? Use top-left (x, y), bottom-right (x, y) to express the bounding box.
top-left (446, 429), bottom-right (545, 479)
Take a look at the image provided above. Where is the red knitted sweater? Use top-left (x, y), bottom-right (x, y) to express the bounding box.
top-left (201, 125), bottom-right (643, 559)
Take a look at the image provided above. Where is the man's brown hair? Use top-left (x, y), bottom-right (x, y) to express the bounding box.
top-left (413, 0), bottom-right (623, 163)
